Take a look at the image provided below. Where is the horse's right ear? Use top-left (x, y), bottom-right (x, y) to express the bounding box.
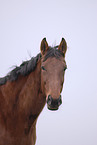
top-left (40, 38), bottom-right (49, 55)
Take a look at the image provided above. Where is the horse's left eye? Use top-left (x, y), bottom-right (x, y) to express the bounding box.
top-left (64, 65), bottom-right (67, 71)
top-left (41, 66), bottom-right (47, 71)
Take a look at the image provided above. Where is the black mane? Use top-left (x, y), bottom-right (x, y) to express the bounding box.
top-left (0, 46), bottom-right (63, 85)
top-left (0, 53), bottom-right (42, 85)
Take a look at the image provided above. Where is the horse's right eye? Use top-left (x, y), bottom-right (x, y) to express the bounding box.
top-left (41, 66), bottom-right (47, 71)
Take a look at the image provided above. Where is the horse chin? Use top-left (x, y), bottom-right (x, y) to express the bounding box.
top-left (47, 105), bottom-right (59, 111)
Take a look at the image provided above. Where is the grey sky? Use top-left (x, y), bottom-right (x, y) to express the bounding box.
top-left (0, 0), bottom-right (97, 145)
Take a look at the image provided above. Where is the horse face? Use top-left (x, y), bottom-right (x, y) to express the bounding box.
top-left (40, 38), bottom-right (67, 110)
top-left (41, 57), bottom-right (67, 110)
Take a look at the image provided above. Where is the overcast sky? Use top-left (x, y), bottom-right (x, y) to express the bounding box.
top-left (0, 0), bottom-right (97, 145)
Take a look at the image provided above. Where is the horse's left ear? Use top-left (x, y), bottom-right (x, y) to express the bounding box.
top-left (58, 38), bottom-right (67, 57)
top-left (40, 38), bottom-right (49, 55)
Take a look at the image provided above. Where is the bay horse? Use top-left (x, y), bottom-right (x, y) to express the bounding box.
top-left (0, 38), bottom-right (67, 145)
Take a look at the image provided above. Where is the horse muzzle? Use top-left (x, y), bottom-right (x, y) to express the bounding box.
top-left (47, 95), bottom-right (62, 111)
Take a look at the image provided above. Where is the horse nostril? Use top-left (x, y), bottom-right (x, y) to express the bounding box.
top-left (48, 95), bottom-right (52, 100)
top-left (58, 95), bottom-right (62, 106)
top-left (47, 95), bottom-right (52, 105)
top-left (58, 99), bottom-right (62, 106)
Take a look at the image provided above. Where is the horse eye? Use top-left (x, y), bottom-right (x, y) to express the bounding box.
top-left (64, 65), bottom-right (67, 71)
top-left (41, 66), bottom-right (47, 71)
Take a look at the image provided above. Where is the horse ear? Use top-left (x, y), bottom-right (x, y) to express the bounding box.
top-left (58, 38), bottom-right (67, 57)
top-left (40, 38), bottom-right (49, 55)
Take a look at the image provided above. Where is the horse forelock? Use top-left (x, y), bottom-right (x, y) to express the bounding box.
top-left (43, 46), bottom-right (64, 62)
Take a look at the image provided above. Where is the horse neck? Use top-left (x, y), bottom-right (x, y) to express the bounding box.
top-left (0, 60), bottom-right (46, 119)
top-left (18, 60), bottom-right (46, 116)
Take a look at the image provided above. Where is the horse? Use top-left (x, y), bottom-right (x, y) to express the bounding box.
top-left (0, 38), bottom-right (67, 145)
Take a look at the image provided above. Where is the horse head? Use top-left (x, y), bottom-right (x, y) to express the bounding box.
top-left (40, 38), bottom-right (67, 110)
